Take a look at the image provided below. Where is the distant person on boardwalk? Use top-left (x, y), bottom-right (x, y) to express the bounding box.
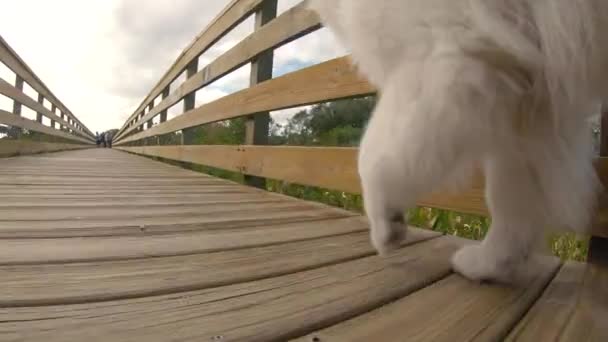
top-left (103, 131), bottom-right (113, 148)
top-left (95, 132), bottom-right (101, 147)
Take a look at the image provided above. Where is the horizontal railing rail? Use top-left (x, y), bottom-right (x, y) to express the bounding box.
top-left (0, 35), bottom-right (94, 145)
top-left (114, 0), bottom-right (608, 242)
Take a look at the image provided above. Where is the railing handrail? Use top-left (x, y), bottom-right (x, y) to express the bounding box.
top-left (113, 0), bottom-right (608, 240)
top-left (0, 35), bottom-right (94, 143)
top-left (115, 0), bottom-right (272, 141)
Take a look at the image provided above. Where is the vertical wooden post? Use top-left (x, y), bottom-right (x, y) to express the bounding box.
top-left (50, 104), bottom-right (56, 129)
top-left (12, 75), bottom-right (23, 116)
top-left (244, 0), bottom-right (277, 189)
top-left (36, 94), bottom-right (44, 123)
top-left (146, 103), bottom-right (154, 130)
top-left (158, 86), bottom-right (170, 146)
top-left (60, 111), bottom-right (65, 130)
top-left (138, 112), bottom-right (145, 132)
top-left (591, 106), bottom-right (608, 266)
top-left (160, 86), bottom-right (170, 123)
top-left (145, 103), bottom-right (154, 146)
top-left (181, 60), bottom-right (199, 146)
top-left (11, 75), bottom-right (24, 138)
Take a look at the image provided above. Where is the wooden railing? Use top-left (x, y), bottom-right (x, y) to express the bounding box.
top-left (114, 0), bottom-right (608, 243)
top-left (0, 35), bottom-right (93, 156)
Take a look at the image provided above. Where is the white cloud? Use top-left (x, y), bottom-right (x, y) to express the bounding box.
top-left (0, 0), bottom-right (346, 133)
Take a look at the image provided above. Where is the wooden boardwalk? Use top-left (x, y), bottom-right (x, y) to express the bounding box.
top-left (0, 148), bottom-right (603, 341)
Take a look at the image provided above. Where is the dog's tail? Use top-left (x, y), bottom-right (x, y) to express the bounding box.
top-left (470, 0), bottom-right (608, 124)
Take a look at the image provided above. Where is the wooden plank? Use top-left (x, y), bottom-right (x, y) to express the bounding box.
top-left (0, 228), bottom-right (439, 307)
top-left (12, 74), bottom-right (23, 115)
top-left (180, 60), bottom-right (199, 145)
top-left (0, 201), bottom-right (322, 222)
top-left (0, 207), bottom-right (350, 238)
top-left (0, 216), bottom-right (368, 265)
top-left (116, 145), bottom-right (489, 216)
top-left (0, 140), bottom-right (88, 157)
top-left (0, 35), bottom-right (92, 137)
top-left (117, 0), bottom-right (267, 137)
top-left (0, 194), bottom-right (281, 207)
top-left (116, 56), bottom-right (375, 144)
top-left (116, 2), bottom-right (321, 141)
top-left (294, 259), bottom-right (560, 342)
top-left (243, 0), bottom-right (277, 189)
top-left (0, 110), bottom-right (92, 144)
top-left (36, 93), bottom-right (44, 123)
top-left (0, 235), bottom-right (457, 342)
top-left (116, 146), bottom-right (608, 236)
top-left (0, 79), bottom-right (89, 138)
top-left (0, 205), bottom-right (350, 231)
top-left (506, 262), bottom-right (608, 341)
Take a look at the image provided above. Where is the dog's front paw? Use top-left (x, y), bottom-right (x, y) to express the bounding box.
top-left (370, 213), bottom-right (407, 256)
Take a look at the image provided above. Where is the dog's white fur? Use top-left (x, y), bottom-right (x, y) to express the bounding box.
top-left (309, 0), bottom-right (608, 283)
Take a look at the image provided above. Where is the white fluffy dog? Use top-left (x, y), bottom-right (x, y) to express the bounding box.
top-left (309, 0), bottom-right (608, 283)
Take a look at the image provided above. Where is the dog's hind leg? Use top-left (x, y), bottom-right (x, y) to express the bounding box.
top-left (451, 153), bottom-right (548, 283)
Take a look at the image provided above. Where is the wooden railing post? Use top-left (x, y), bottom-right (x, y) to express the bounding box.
top-left (244, 0), bottom-right (277, 189)
top-left (146, 103), bottom-right (154, 130)
top-left (50, 104), bottom-right (56, 129)
top-left (158, 86), bottom-right (170, 145)
top-left (160, 87), bottom-right (170, 124)
top-left (36, 94), bottom-right (44, 123)
top-left (10, 74), bottom-right (24, 138)
top-left (181, 60), bottom-right (199, 146)
top-left (59, 111), bottom-right (65, 130)
top-left (591, 107), bottom-right (608, 266)
top-left (12, 75), bottom-right (23, 116)
top-left (145, 103), bottom-right (154, 146)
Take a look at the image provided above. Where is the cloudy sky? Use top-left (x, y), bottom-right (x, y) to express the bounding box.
top-left (0, 0), bottom-right (346, 133)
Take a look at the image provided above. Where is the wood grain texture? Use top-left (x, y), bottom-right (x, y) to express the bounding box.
top-left (0, 146), bottom-right (604, 341)
top-left (117, 0), bottom-right (267, 137)
top-left (0, 235), bottom-right (459, 342)
top-left (507, 262), bottom-right (608, 341)
top-left (0, 110), bottom-right (92, 144)
top-left (0, 35), bottom-right (92, 137)
top-left (0, 140), bottom-right (88, 157)
top-left (118, 145), bottom-right (608, 237)
top-left (0, 229), bottom-right (439, 307)
top-left (0, 216), bottom-right (370, 265)
top-left (116, 2), bottom-right (320, 141)
top-left (116, 56), bottom-right (374, 144)
top-left (294, 258), bottom-right (560, 342)
top-left (117, 145), bottom-right (488, 217)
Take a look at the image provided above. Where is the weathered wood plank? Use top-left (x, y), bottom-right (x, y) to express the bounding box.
top-left (0, 216), bottom-right (369, 265)
top-left (117, 146), bottom-right (608, 237)
top-left (0, 140), bottom-right (88, 157)
top-left (294, 258), bottom-right (560, 342)
top-left (116, 145), bottom-right (488, 218)
top-left (116, 2), bottom-right (320, 141)
top-left (0, 207), bottom-right (351, 238)
top-left (0, 200), bottom-right (312, 221)
top-left (0, 235), bottom-right (458, 342)
top-left (0, 228), bottom-right (438, 307)
top-left (507, 262), bottom-right (608, 341)
top-left (116, 57), bottom-right (374, 144)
